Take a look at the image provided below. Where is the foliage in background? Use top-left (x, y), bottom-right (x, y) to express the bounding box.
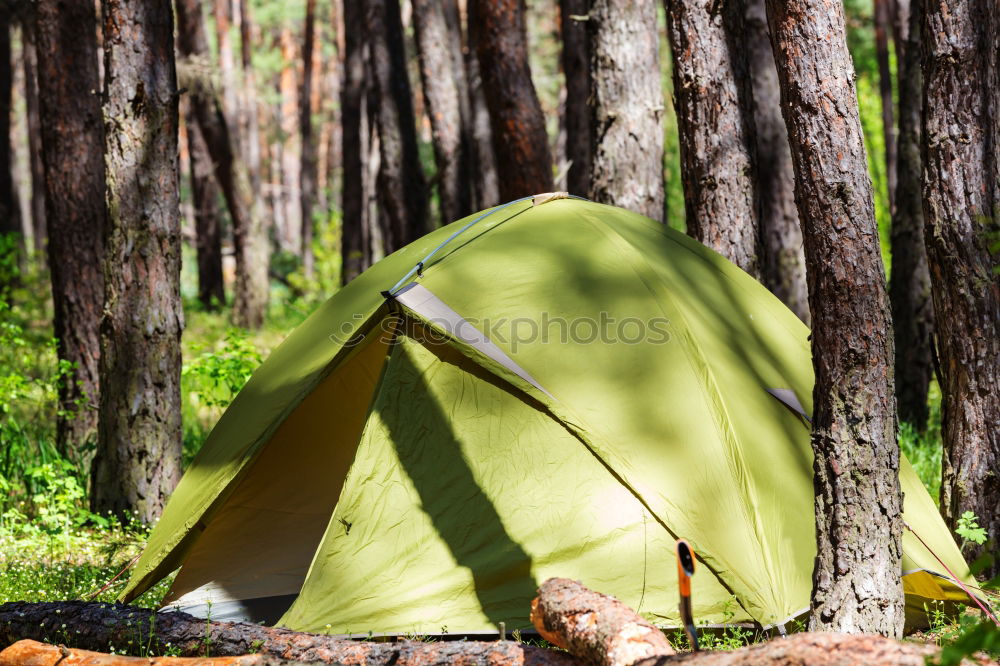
top-left (899, 384), bottom-right (943, 506)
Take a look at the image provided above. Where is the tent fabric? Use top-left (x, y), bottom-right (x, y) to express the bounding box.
top-left (121, 198), bottom-right (974, 635)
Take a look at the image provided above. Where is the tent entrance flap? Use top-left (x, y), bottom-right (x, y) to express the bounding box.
top-left (160, 331), bottom-right (391, 622)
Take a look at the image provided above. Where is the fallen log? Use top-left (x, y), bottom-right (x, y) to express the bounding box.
top-left (0, 639), bottom-right (285, 666)
top-left (530, 578), bottom-right (674, 666)
top-left (0, 602), bottom-right (577, 666)
top-left (528, 579), bottom-right (995, 666)
top-left (643, 632), bottom-right (996, 665)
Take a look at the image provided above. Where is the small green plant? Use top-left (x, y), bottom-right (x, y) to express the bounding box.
top-left (668, 597), bottom-right (758, 651)
top-left (182, 330), bottom-right (263, 409)
top-left (202, 600), bottom-right (214, 657)
top-left (956, 511), bottom-right (989, 549)
top-left (935, 617), bottom-right (1000, 666)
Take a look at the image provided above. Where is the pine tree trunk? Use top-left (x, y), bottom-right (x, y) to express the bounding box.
top-left (278, 26), bottom-right (302, 257)
top-left (340, 0), bottom-right (371, 284)
top-left (588, 0), bottom-right (663, 222)
top-left (745, 0), bottom-right (809, 324)
top-left (464, 0), bottom-right (499, 209)
top-left (889, 0), bottom-right (933, 429)
top-left (19, 13), bottom-right (45, 254)
top-left (214, 0), bottom-right (239, 131)
top-left (472, 0), bottom-right (553, 202)
top-left (238, 0), bottom-right (262, 195)
top-left (0, 11), bottom-right (20, 243)
top-left (366, 0), bottom-right (427, 251)
top-left (300, 0), bottom-right (318, 278)
top-left (93, 0), bottom-right (184, 523)
top-left (559, 0), bottom-right (590, 198)
top-left (321, 0), bottom-right (343, 216)
top-left (665, 0), bottom-right (760, 269)
top-left (35, 0), bottom-right (106, 460)
top-left (922, 0), bottom-right (1000, 571)
top-left (874, 0), bottom-right (897, 207)
top-left (187, 111), bottom-right (225, 309)
top-left (412, 0), bottom-right (473, 224)
top-left (175, 0), bottom-right (268, 328)
top-left (765, 0), bottom-right (904, 637)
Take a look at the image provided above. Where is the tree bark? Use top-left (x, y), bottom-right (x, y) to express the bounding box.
top-left (0, 640), bottom-right (282, 666)
top-left (366, 0), bottom-right (427, 251)
top-left (278, 26), bottom-right (302, 257)
top-left (300, 0), bottom-right (319, 278)
top-left (214, 0), bottom-right (239, 132)
top-left (745, 0), bottom-right (809, 324)
top-left (765, 0), bottom-right (903, 637)
top-left (472, 0), bottom-right (553, 202)
top-left (340, 0), bottom-right (371, 284)
top-left (93, 0), bottom-right (184, 523)
top-left (874, 0), bottom-right (897, 208)
top-left (19, 11), bottom-right (45, 254)
top-left (922, 0), bottom-right (1000, 571)
top-left (238, 0), bottom-right (261, 196)
top-left (412, 0), bottom-right (473, 224)
top-left (0, 602), bottom-right (576, 666)
top-left (187, 111), bottom-right (226, 309)
top-left (175, 0), bottom-right (269, 329)
top-left (464, 0), bottom-right (500, 209)
top-left (559, 0), bottom-right (590, 198)
top-left (35, 0), bottom-right (106, 460)
top-left (588, 0), bottom-right (664, 222)
top-left (530, 578), bottom-right (675, 666)
top-left (889, 0), bottom-right (933, 429)
top-left (0, 9), bottom-right (20, 244)
top-left (665, 0), bottom-right (760, 269)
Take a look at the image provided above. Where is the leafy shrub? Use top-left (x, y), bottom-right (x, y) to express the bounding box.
top-left (956, 512), bottom-right (989, 550)
top-left (181, 328), bottom-right (263, 462)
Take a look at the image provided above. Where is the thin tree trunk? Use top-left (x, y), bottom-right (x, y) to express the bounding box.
top-left (20, 13), bottom-right (45, 254)
top-left (340, 0), bottom-right (370, 284)
top-left (366, 0), bottom-right (427, 251)
top-left (559, 0), bottom-right (590, 199)
top-left (472, 0), bottom-right (553, 202)
top-left (922, 0), bottom-right (1000, 572)
top-left (765, 0), bottom-right (903, 637)
top-left (214, 0), bottom-right (238, 130)
top-left (93, 0), bottom-right (184, 523)
top-left (278, 26), bottom-right (302, 256)
top-left (35, 0), bottom-right (105, 460)
top-left (300, 0), bottom-right (318, 278)
top-left (412, 0), bottom-right (473, 224)
top-left (175, 0), bottom-right (269, 329)
top-left (187, 111), bottom-right (225, 309)
top-left (665, 0), bottom-right (760, 270)
top-left (745, 0), bottom-right (808, 323)
top-left (464, 0), bottom-right (499, 209)
top-left (238, 0), bottom-right (261, 195)
top-left (874, 0), bottom-right (897, 208)
top-left (323, 0), bottom-right (343, 218)
top-left (889, 0), bottom-right (933, 429)
top-left (0, 10), bottom-right (20, 245)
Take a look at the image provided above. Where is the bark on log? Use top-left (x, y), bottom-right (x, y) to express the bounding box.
top-left (0, 602), bottom-right (576, 666)
top-left (641, 633), bottom-right (990, 665)
top-left (530, 578), bottom-right (674, 666)
top-left (0, 640), bottom-right (281, 666)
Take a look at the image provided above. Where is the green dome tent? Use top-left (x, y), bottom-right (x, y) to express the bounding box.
top-left (120, 196), bottom-right (974, 636)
